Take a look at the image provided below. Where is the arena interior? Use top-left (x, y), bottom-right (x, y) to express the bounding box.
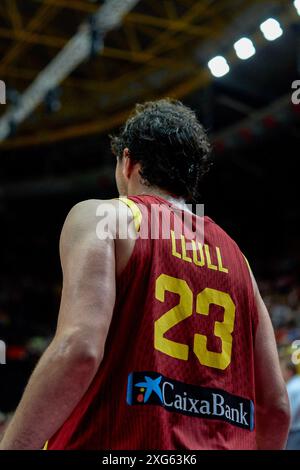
top-left (0, 0), bottom-right (300, 448)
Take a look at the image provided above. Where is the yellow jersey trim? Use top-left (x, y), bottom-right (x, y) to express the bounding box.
top-left (43, 440), bottom-right (48, 450)
top-left (243, 254), bottom-right (252, 274)
top-left (117, 197), bottom-right (142, 232)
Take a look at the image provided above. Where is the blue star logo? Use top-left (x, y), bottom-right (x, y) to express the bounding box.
top-left (135, 375), bottom-right (163, 403)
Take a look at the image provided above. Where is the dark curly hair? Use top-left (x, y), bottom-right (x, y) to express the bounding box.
top-left (110, 98), bottom-right (212, 201)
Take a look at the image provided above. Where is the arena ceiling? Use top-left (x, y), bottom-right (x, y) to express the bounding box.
top-left (0, 0), bottom-right (297, 150)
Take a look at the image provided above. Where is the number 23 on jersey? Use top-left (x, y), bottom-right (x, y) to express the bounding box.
top-left (154, 274), bottom-right (236, 370)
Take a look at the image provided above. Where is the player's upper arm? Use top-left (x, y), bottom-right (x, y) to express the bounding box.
top-left (251, 273), bottom-right (289, 414)
top-left (54, 199), bottom-right (116, 363)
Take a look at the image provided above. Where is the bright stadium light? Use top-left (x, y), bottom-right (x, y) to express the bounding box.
top-left (234, 37), bottom-right (256, 60)
top-left (260, 18), bottom-right (283, 41)
top-left (208, 56), bottom-right (230, 78)
top-left (294, 0), bottom-right (300, 15)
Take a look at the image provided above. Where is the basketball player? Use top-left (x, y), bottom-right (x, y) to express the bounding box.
top-left (0, 100), bottom-right (290, 450)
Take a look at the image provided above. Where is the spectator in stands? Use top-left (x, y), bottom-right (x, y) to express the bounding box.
top-left (280, 358), bottom-right (300, 449)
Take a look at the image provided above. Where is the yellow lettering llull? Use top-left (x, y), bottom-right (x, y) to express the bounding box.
top-left (191, 240), bottom-right (205, 267)
top-left (204, 244), bottom-right (218, 270)
top-left (171, 230), bottom-right (181, 259)
top-left (181, 235), bottom-right (192, 263)
top-left (154, 275), bottom-right (236, 370)
top-left (216, 247), bottom-right (229, 273)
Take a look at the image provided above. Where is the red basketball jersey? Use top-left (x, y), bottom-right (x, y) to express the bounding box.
top-left (47, 195), bottom-right (258, 450)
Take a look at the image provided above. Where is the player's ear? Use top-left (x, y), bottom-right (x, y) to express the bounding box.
top-left (122, 148), bottom-right (134, 179)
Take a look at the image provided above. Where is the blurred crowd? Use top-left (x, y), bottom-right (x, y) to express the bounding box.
top-left (0, 274), bottom-right (59, 418)
top-left (0, 274), bottom-right (59, 361)
top-left (259, 275), bottom-right (300, 358)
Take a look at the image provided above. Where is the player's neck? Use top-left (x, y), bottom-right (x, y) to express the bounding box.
top-left (130, 185), bottom-right (191, 213)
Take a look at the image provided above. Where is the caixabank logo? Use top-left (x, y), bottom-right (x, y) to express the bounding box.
top-left (127, 371), bottom-right (254, 431)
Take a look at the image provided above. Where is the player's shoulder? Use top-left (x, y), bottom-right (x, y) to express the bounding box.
top-left (65, 198), bottom-right (130, 222)
top-left (62, 198), bottom-right (138, 240)
top-left (61, 199), bottom-right (114, 242)
top-left (67, 198), bottom-right (114, 217)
